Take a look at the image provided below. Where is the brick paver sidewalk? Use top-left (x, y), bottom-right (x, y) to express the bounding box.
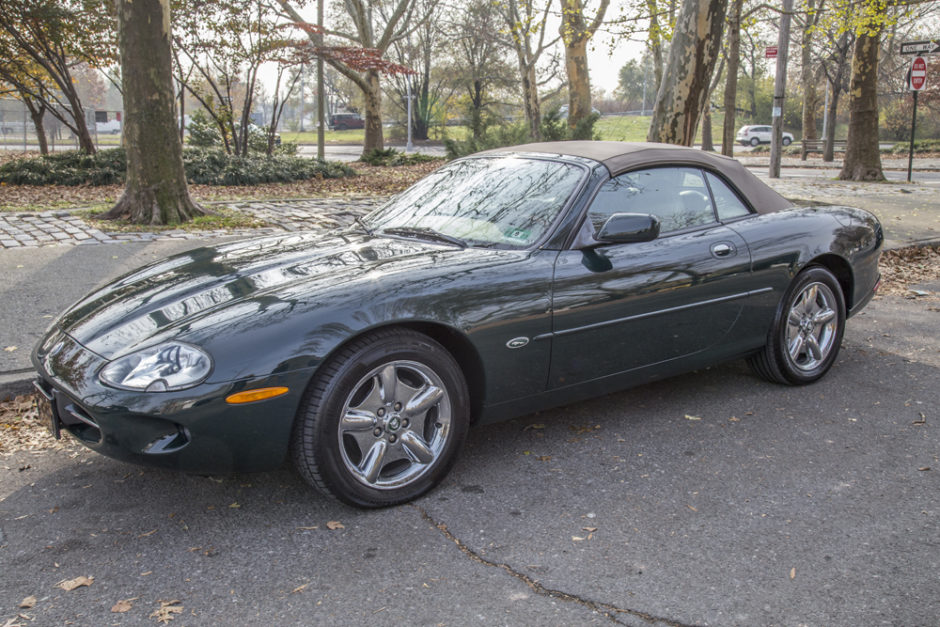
top-left (0, 197), bottom-right (382, 249)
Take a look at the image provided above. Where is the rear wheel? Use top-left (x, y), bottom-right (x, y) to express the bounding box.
top-left (782, 136), bottom-right (792, 146)
top-left (748, 266), bottom-right (845, 385)
top-left (291, 328), bottom-right (469, 507)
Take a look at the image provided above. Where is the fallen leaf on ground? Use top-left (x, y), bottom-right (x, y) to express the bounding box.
top-left (58, 576), bottom-right (93, 591)
top-left (918, 467), bottom-right (930, 472)
top-left (688, 505), bottom-right (698, 512)
top-left (150, 600), bottom-right (183, 623)
top-left (111, 598), bottom-right (136, 613)
top-left (685, 414), bottom-right (702, 421)
top-left (790, 568), bottom-right (796, 580)
top-left (536, 455), bottom-right (551, 462)
top-left (582, 526), bottom-right (598, 532)
top-left (326, 520), bottom-right (344, 530)
top-left (18, 596), bottom-right (36, 608)
top-left (296, 526), bottom-right (318, 530)
top-left (228, 502), bottom-right (240, 509)
top-left (292, 583), bottom-right (309, 594)
top-left (3, 346), bottom-right (17, 352)
top-left (572, 536), bottom-right (585, 541)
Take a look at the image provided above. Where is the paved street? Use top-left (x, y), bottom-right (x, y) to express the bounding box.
top-left (1, 292), bottom-right (938, 626)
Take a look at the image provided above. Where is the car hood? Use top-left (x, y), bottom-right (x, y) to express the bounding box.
top-left (53, 231), bottom-right (489, 359)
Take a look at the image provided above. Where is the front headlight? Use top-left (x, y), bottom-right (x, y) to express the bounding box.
top-left (99, 342), bottom-right (212, 392)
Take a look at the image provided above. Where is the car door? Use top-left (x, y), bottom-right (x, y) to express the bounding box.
top-left (547, 166), bottom-right (752, 389)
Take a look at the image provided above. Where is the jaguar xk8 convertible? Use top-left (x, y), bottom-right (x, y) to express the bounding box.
top-left (33, 142), bottom-right (883, 507)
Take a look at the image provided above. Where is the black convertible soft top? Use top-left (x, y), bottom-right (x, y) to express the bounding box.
top-left (482, 141), bottom-right (792, 215)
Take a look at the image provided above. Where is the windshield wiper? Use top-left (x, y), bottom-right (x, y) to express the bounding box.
top-left (352, 215), bottom-right (374, 236)
top-left (380, 226), bottom-right (467, 248)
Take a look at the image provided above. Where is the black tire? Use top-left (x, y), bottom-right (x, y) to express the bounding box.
top-left (782, 137), bottom-right (792, 146)
top-left (750, 137), bottom-right (760, 147)
top-left (336, 123), bottom-right (348, 131)
top-left (291, 328), bottom-right (469, 508)
top-left (748, 266), bottom-right (846, 385)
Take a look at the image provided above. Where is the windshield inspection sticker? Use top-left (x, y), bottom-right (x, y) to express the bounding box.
top-left (504, 228), bottom-right (531, 242)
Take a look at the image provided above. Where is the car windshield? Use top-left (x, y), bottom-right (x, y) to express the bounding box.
top-left (362, 156), bottom-right (586, 249)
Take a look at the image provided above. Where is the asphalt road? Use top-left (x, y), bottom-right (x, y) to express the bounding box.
top-left (1, 290), bottom-right (938, 626)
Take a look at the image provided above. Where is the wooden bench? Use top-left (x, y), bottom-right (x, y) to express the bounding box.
top-left (801, 139), bottom-right (847, 160)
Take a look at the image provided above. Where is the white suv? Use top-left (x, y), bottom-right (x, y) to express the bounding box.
top-left (736, 125), bottom-right (793, 147)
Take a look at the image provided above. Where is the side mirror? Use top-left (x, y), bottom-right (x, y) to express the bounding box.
top-left (596, 213), bottom-right (660, 244)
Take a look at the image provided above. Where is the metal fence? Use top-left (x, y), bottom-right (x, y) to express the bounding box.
top-left (0, 98), bottom-right (123, 153)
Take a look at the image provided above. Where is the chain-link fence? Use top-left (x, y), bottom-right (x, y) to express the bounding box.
top-left (0, 98), bottom-right (123, 153)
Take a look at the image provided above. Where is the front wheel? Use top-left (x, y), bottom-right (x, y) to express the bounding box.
top-left (750, 137), bottom-right (760, 146)
top-left (748, 266), bottom-right (846, 385)
top-left (291, 329), bottom-right (469, 507)
top-left (782, 137), bottom-right (792, 146)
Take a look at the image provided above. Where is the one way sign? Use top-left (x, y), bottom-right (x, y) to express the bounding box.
top-left (901, 40), bottom-right (940, 56)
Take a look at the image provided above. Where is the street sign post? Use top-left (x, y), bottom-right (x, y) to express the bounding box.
top-left (906, 57), bottom-right (928, 182)
top-left (900, 40), bottom-right (940, 56)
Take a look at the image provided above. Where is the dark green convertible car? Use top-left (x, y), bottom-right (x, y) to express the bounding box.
top-left (33, 142), bottom-right (883, 507)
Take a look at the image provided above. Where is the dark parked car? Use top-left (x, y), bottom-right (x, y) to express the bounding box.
top-left (33, 142), bottom-right (883, 507)
top-left (328, 112), bottom-right (364, 131)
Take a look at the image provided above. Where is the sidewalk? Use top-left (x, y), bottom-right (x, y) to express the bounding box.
top-left (1, 165), bottom-right (938, 397)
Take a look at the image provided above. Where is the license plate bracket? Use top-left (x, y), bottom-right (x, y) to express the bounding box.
top-left (34, 383), bottom-right (61, 440)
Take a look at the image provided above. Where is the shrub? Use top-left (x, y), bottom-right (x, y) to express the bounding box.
top-left (187, 110), bottom-right (222, 148)
top-left (0, 149), bottom-right (126, 186)
top-left (0, 147), bottom-right (355, 186)
top-left (182, 149), bottom-right (355, 185)
top-left (360, 147), bottom-right (440, 166)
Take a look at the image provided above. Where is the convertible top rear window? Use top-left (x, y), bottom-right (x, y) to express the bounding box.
top-left (365, 157), bottom-right (585, 249)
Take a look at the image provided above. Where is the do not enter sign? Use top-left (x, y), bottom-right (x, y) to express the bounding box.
top-left (910, 56), bottom-right (927, 91)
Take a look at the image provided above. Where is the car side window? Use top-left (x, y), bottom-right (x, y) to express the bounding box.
top-left (705, 172), bottom-right (751, 220)
top-left (588, 167), bottom-right (717, 235)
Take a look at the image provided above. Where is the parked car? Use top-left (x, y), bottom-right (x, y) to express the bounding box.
top-left (33, 141), bottom-right (882, 508)
top-left (96, 120), bottom-right (122, 134)
top-left (328, 112), bottom-right (365, 131)
top-left (736, 125), bottom-right (793, 147)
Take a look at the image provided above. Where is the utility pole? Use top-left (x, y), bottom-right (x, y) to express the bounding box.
top-left (316, 0), bottom-right (325, 160)
top-left (769, 0), bottom-right (793, 178)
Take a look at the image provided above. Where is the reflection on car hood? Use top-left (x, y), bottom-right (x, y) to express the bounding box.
top-left (55, 231), bottom-right (478, 358)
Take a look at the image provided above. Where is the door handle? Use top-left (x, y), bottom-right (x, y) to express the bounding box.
top-left (711, 242), bottom-right (735, 257)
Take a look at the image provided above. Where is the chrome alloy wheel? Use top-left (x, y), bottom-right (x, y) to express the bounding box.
top-left (338, 360), bottom-right (452, 489)
top-left (785, 281), bottom-right (838, 371)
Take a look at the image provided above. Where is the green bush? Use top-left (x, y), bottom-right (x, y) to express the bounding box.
top-left (187, 110), bottom-right (222, 148)
top-left (888, 139), bottom-right (940, 154)
top-left (360, 147), bottom-right (440, 166)
top-left (0, 149), bottom-right (126, 186)
top-left (0, 147), bottom-right (355, 186)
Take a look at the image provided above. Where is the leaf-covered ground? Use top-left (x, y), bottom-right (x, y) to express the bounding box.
top-left (0, 160), bottom-right (440, 212)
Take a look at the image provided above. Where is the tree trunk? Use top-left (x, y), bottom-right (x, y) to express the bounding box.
top-left (648, 0), bottom-right (728, 145)
top-left (520, 61), bottom-right (541, 141)
top-left (647, 0), bottom-right (664, 91)
top-left (105, 0), bottom-right (206, 225)
top-left (800, 0), bottom-right (819, 142)
top-left (563, 37), bottom-right (592, 129)
top-left (363, 70), bottom-right (384, 153)
top-left (701, 107), bottom-right (714, 150)
top-left (823, 84), bottom-right (840, 162)
top-left (839, 29), bottom-right (884, 181)
top-left (23, 97), bottom-right (49, 155)
top-left (721, 0), bottom-right (743, 156)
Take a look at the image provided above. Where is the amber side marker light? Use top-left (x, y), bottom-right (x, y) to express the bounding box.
top-left (226, 387), bottom-right (289, 404)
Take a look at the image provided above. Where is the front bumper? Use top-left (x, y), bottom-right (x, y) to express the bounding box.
top-left (32, 330), bottom-right (313, 473)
